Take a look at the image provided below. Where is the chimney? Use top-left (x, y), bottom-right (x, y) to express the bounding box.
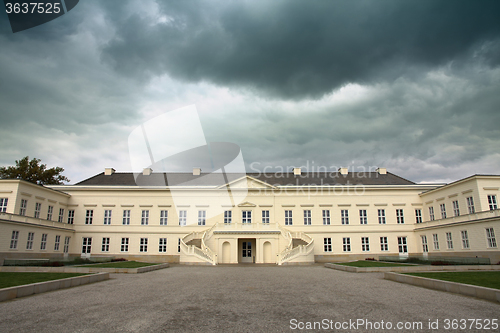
top-left (104, 168), bottom-right (115, 176)
top-left (339, 167), bottom-right (348, 175)
top-left (193, 167), bottom-right (201, 176)
top-left (377, 167), bottom-right (387, 175)
top-left (143, 168), bottom-right (153, 176)
top-left (293, 167), bottom-right (301, 176)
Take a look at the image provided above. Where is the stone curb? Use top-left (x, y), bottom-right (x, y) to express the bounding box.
top-left (383, 272), bottom-right (500, 303)
top-left (324, 263), bottom-right (500, 273)
top-left (0, 272), bottom-right (110, 302)
top-left (0, 263), bottom-right (169, 274)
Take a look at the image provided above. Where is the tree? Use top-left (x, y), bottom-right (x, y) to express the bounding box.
top-left (0, 156), bottom-right (70, 185)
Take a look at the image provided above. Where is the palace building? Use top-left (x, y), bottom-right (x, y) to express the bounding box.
top-left (0, 167), bottom-right (499, 265)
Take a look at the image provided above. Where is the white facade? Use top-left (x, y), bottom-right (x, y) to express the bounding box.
top-left (0, 170), bottom-right (499, 265)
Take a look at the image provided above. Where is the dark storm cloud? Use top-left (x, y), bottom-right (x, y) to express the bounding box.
top-left (100, 0), bottom-right (500, 99)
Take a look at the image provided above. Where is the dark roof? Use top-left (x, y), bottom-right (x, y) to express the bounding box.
top-left (75, 171), bottom-right (415, 187)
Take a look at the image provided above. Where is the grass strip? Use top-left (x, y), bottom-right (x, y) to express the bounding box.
top-left (0, 272), bottom-right (88, 289)
top-left (77, 261), bottom-right (158, 268)
top-left (336, 260), bottom-right (417, 267)
top-left (404, 271), bottom-right (500, 290)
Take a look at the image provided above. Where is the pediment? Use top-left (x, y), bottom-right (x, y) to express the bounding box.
top-left (218, 175), bottom-right (276, 190)
top-left (238, 201), bottom-right (257, 207)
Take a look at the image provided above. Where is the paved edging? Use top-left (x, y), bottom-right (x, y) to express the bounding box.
top-left (384, 272), bottom-right (500, 303)
top-left (0, 263), bottom-right (169, 274)
top-left (324, 263), bottom-right (500, 273)
top-left (0, 272), bottom-right (109, 302)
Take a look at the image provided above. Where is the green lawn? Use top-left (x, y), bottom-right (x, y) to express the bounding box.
top-left (77, 261), bottom-right (159, 268)
top-left (0, 272), bottom-right (88, 289)
top-left (336, 260), bottom-right (417, 267)
top-left (405, 271), bottom-right (500, 290)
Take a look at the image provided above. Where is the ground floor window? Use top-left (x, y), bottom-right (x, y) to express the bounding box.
top-left (140, 238), bottom-right (148, 252)
top-left (10, 230), bottom-right (19, 249)
top-left (421, 235), bottom-right (428, 253)
top-left (159, 238), bottom-right (167, 252)
top-left (82, 237), bottom-right (92, 254)
top-left (121, 238), bottom-right (129, 252)
top-left (486, 228), bottom-right (497, 248)
top-left (432, 234), bottom-right (439, 250)
top-left (361, 237), bottom-right (369, 251)
top-left (102, 237), bottom-right (110, 252)
top-left (446, 232), bottom-right (453, 249)
top-left (380, 236), bottom-right (388, 251)
top-left (54, 235), bottom-right (61, 251)
top-left (40, 233), bottom-right (47, 250)
top-left (398, 236), bottom-right (407, 254)
top-left (63, 236), bottom-right (70, 253)
top-left (323, 238), bottom-right (332, 252)
top-left (461, 230), bottom-right (470, 249)
top-left (26, 232), bottom-right (34, 250)
top-left (342, 237), bottom-right (351, 252)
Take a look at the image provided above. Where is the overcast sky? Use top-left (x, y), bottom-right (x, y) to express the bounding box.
top-left (1, 0), bottom-right (499, 184)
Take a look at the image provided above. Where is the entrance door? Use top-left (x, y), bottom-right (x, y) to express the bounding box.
top-left (241, 241), bottom-right (253, 263)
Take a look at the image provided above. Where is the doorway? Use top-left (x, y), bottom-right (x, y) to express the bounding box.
top-left (238, 238), bottom-right (255, 263)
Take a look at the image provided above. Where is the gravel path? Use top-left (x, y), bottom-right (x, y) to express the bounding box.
top-left (0, 264), bottom-right (498, 332)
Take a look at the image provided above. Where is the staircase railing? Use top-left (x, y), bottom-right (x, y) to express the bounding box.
top-left (277, 226), bottom-right (314, 265)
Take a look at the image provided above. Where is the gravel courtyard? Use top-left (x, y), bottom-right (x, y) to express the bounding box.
top-left (0, 264), bottom-right (498, 332)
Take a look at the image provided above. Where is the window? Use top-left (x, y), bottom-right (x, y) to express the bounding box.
top-left (140, 238), bottom-right (148, 252)
top-left (342, 237), bottom-right (351, 252)
top-left (82, 237), bottom-right (92, 254)
top-left (67, 210), bottom-right (75, 224)
top-left (285, 210), bottom-right (292, 225)
top-left (85, 209), bottom-right (93, 225)
top-left (421, 235), bottom-right (428, 253)
top-left (158, 210), bottom-right (168, 225)
top-left (429, 206), bottom-right (435, 221)
top-left (102, 237), bottom-right (110, 252)
top-left (486, 228), bottom-right (497, 248)
top-left (452, 200), bottom-right (460, 217)
top-left (361, 237), bottom-right (370, 251)
top-left (0, 198), bottom-right (7, 212)
top-left (378, 209), bottom-right (386, 224)
top-left (322, 210), bottom-right (330, 225)
top-left (466, 196), bottom-right (475, 214)
top-left (439, 203), bottom-right (446, 219)
top-left (380, 237), bottom-right (388, 251)
top-left (104, 210), bottom-right (112, 225)
top-left (19, 199), bottom-right (27, 216)
top-left (179, 210), bottom-right (187, 226)
top-left (341, 210), bottom-right (349, 225)
top-left (198, 210), bottom-right (206, 226)
top-left (398, 236), bottom-right (408, 254)
top-left (488, 195), bottom-right (498, 210)
top-left (242, 210), bottom-right (251, 223)
top-left (303, 210), bottom-right (312, 225)
top-left (415, 209), bottom-right (422, 223)
top-left (224, 210), bottom-right (232, 224)
top-left (63, 236), bottom-right (70, 253)
top-left (262, 210), bottom-right (269, 223)
top-left (432, 234), bottom-right (439, 250)
top-left (58, 208), bottom-right (64, 223)
top-left (54, 235), bottom-right (61, 251)
top-left (122, 210), bottom-right (130, 225)
top-left (34, 202), bottom-right (41, 218)
top-left (159, 238), bottom-right (167, 252)
top-left (142, 210), bottom-right (150, 225)
top-left (359, 210), bottom-right (367, 224)
top-left (324, 238), bottom-right (332, 252)
top-left (396, 209), bottom-right (404, 224)
top-left (40, 233), bottom-right (47, 250)
top-left (26, 232), bottom-right (34, 250)
top-left (461, 230), bottom-right (470, 249)
top-left (47, 205), bottom-right (53, 220)
top-left (121, 238), bottom-right (129, 252)
top-left (446, 232), bottom-right (453, 249)
top-left (178, 238), bottom-right (181, 253)
top-left (10, 230), bottom-right (19, 249)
